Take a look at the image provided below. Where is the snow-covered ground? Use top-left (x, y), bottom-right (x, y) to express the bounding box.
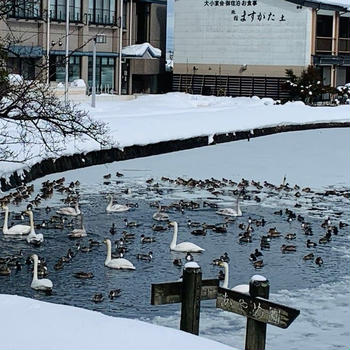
top-left (0, 92), bottom-right (349, 179)
top-left (0, 294), bottom-right (235, 350)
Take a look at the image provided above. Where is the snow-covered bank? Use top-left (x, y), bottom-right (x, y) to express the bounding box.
top-left (1, 93), bottom-right (349, 181)
top-left (0, 294), bottom-right (235, 350)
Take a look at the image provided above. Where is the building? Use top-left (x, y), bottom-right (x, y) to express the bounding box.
top-left (172, 0), bottom-right (350, 99)
top-left (1, 0), bottom-right (167, 94)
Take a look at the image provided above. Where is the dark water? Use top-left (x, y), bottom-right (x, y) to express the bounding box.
top-left (1, 177), bottom-right (349, 320)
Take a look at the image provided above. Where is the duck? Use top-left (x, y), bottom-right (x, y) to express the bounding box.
top-left (124, 219), bottom-right (140, 227)
top-left (56, 201), bottom-right (81, 216)
top-left (2, 205), bottom-right (31, 235)
top-left (239, 234), bottom-right (252, 243)
top-left (122, 231), bottom-right (135, 240)
top-left (152, 203), bottom-right (169, 222)
top-left (249, 253), bottom-right (257, 262)
top-left (187, 219), bottom-right (201, 228)
top-left (169, 221), bottom-right (205, 253)
top-left (152, 224), bottom-right (168, 232)
top-left (281, 244), bottom-right (296, 253)
top-left (315, 256), bottom-right (323, 266)
top-left (268, 227), bottom-right (281, 238)
top-left (191, 228), bottom-right (206, 236)
top-left (140, 234), bottom-right (156, 243)
top-left (285, 233), bottom-right (296, 240)
top-left (30, 254), bottom-right (53, 293)
top-left (306, 239), bottom-right (317, 248)
top-left (109, 289), bottom-right (121, 299)
top-left (216, 197), bottom-right (242, 217)
top-left (254, 249), bottom-right (263, 258)
top-left (25, 210), bottom-right (44, 245)
top-left (136, 251), bottom-right (153, 261)
top-left (0, 265), bottom-right (11, 276)
top-left (106, 194), bottom-right (130, 213)
top-left (103, 239), bottom-right (135, 270)
top-left (73, 271), bottom-right (94, 279)
top-left (92, 293), bottom-right (104, 303)
top-left (253, 260), bottom-right (264, 269)
top-left (109, 223), bottom-right (117, 235)
top-left (173, 258), bottom-right (182, 267)
top-left (185, 252), bottom-right (194, 262)
top-left (212, 224), bottom-right (227, 233)
top-left (221, 252), bottom-right (230, 262)
top-left (303, 253), bottom-right (315, 261)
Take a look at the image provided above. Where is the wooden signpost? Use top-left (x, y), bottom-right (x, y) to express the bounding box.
top-left (151, 267), bottom-right (300, 350)
top-left (151, 264), bottom-right (218, 335)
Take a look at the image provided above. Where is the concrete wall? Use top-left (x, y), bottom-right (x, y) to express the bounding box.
top-left (174, 0), bottom-right (313, 74)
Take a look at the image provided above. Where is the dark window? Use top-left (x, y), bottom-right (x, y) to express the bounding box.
top-left (316, 15), bottom-right (333, 37)
top-left (7, 57), bottom-right (37, 80)
top-left (136, 2), bottom-right (150, 43)
top-left (88, 0), bottom-right (116, 25)
top-left (88, 56), bottom-right (115, 92)
top-left (9, 0), bottom-right (41, 19)
top-left (339, 17), bottom-right (350, 38)
top-left (50, 0), bottom-right (81, 22)
top-left (52, 55), bottom-right (81, 82)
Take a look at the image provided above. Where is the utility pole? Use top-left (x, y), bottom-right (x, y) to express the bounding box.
top-left (46, 0), bottom-right (51, 85)
top-left (118, 0), bottom-right (123, 95)
top-left (64, 0), bottom-right (70, 104)
top-left (92, 38), bottom-right (96, 108)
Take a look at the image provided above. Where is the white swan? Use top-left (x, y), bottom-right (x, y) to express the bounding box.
top-left (169, 221), bottom-right (205, 253)
top-left (2, 206), bottom-right (31, 235)
top-left (104, 239), bottom-right (135, 270)
top-left (218, 261), bottom-right (249, 293)
top-left (106, 194), bottom-right (130, 213)
top-left (152, 203), bottom-right (169, 221)
top-left (26, 210), bottom-right (44, 244)
top-left (56, 202), bottom-right (81, 216)
top-left (216, 197), bottom-right (242, 217)
top-left (31, 254), bottom-right (53, 292)
top-left (69, 215), bottom-right (86, 238)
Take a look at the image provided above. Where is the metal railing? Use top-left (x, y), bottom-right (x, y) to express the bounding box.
top-left (9, 5), bottom-right (41, 19)
top-left (338, 38), bottom-right (350, 54)
top-left (88, 8), bottom-right (116, 25)
top-left (315, 37), bottom-right (333, 54)
top-left (87, 84), bottom-right (114, 95)
top-left (50, 5), bottom-right (82, 22)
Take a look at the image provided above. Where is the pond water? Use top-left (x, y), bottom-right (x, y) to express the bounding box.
top-left (1, 128), bottom-right (349, 349)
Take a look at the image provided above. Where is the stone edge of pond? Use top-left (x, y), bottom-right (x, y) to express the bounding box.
top-left (1, 121), bottom-right (349, 192)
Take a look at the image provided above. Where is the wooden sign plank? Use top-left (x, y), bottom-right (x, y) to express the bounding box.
top-left (216, 287), bottom-right (300, 329)
top-left (151, 279), bottom-right (219, 305)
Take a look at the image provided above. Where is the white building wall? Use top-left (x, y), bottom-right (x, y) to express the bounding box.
top-left (174, 0), bottom-right (312, 66)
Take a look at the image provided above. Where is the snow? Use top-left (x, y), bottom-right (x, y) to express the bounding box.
top-left (185, 261), bottom-right (200, 269)
top-left (0, 294), bottom-right (236, 350)
top-left (8, 73), bottom-right (24, 85)
top-left (71, 79), bottom-right (86, 88)
top-left (250, 275), bottom-right (267, 282)
top-left (232, 285), bottom-right (250, 294)
top-left (1, 92), bottom-right (348, 180)
top-left (122, 43), bottom-right (161, 58)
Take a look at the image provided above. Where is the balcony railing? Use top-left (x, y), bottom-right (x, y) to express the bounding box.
top-left (9, 6), bottom-right (41, 20)
top-left (88, 8), bottom-right (116, 25)
top-left (50, 5), bottom-right (82, 22)
top-left (315, 37), bottom-right (333, 54)
top-left (338, 38), bottom-right (350, 54)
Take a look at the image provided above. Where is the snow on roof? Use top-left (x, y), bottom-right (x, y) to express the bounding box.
top-left (0, 294), bottom-right (236, 349)
top-left (122, 42), bottom-right (162, 58)
top-left (315, 0), bottom-right (350, 9)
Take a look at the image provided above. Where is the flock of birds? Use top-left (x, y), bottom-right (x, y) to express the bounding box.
top-left (0, 172), bottom-right (349, 303)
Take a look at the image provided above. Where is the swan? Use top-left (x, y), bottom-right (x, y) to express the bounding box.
top-left (218, 261), bottom-right (249, 293)
top-left (103, 239), bottom-right (135, 270)
top-left (30, 254), bottom-right (53, 292)
top-left (152, 203), bottom-right (169, 221)
top-left (69, 215), bottom-right (87, 238)
top-left (169, 221), bottom-right (205, 253)
top-left (56, 202), bottom-right (81, 216)
top-left (216, 197), bottom-right (242, 217)
top-left (106, 194), bottom-right (130, 213)
top-left (2, 206), bottom-right (31, 235)
top-left (26, 210), bottom-right (44, 244)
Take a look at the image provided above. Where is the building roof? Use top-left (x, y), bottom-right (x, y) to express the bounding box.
top-left (285, 0), bottom-right (350, 12)
top-left (122, 43), bottom-right (162, 58)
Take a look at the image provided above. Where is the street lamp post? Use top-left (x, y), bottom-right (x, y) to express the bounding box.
top-left (64, 0), bottom-right (70, 105)
top-left (91, 34), bottom-right (107, 108)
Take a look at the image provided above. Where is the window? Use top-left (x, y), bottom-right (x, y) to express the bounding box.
top-left (50, 0), bottom-right (81, 22)
top-left (9, 0), bottom-right (41, 19)
top-left (89, 0), bottom-right (116, 25)
top-left (7, 57), bottom-right (37, 80)
top-left (316, 15), bottom-right (333, 37)
top-left (339, 17), bottom-right (350, 38)
top-left (88, 56), bottom-right (115, 92)
top-left (53, 56), bottom-right (81, 82)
